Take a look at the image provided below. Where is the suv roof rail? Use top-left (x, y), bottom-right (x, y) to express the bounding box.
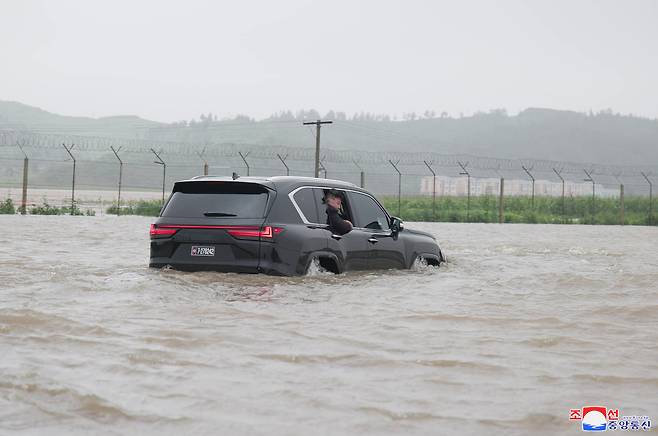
top-left (190, 174), bottom-right (227, 179)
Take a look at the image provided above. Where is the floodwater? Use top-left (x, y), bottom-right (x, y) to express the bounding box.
top-left (1, 216), bottom-right (657, 436)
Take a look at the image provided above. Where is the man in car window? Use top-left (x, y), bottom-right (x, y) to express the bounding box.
top-left (325, 190), bottom-right (353, 235)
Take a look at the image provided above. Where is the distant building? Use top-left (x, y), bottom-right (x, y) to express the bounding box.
top-left (420, 176), bottom-right (617, 197)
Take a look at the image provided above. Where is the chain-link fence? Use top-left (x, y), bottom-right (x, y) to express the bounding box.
top-left (0, 130), bottom-right (655, 223)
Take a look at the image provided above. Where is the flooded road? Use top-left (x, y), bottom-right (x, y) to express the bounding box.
top-left (1, 216), bottom-right (657, 435)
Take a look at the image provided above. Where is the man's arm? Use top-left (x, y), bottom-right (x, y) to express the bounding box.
top-left (326, 206), bottom-right (353, 235)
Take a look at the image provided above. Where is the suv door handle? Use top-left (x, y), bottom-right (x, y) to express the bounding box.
top-left (331, 234), bottom-right (342, 240)
top-left (367, 237), bottom-right (379, 244)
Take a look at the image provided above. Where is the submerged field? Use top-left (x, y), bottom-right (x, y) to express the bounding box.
top-left (1, 216), bottom-right (657, 435)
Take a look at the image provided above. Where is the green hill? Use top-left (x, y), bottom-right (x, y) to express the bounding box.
top-left (1, 101), bottom-right (657, 166)
top-left (0, 101), bottom-right (159, 137)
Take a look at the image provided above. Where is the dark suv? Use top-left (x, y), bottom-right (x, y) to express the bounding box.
top-left (149, 176), bottom-right (444, 276)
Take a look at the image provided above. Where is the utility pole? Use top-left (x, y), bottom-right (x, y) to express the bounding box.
top-left (458, 161), bottom-right (470, 222)
top-left (62, 143), bottom-right (76, 215)
top-left (553, 168), bottom-right (565, 223)
top-left (110, 146), bottom-right (123, 216)
top-left (303, 119), bottom-right (333, 178)
top-left (641, 172), bottom-right (653, 225)
top-left (318, 157), bottom-right (327, 179)
top-left (151, 148), bottom-right (166, 204)
top-left (423, 160), bottom-right (436, 220)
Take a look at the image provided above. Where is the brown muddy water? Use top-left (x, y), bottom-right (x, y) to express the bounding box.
top-left (1, 216), bottom-right (657, 435)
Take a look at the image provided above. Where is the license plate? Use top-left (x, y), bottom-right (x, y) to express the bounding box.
top-left (191, 246), bottom-right (215, 257)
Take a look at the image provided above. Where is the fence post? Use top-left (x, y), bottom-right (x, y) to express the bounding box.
top-left (553, 168), bottom-right (565, 223)
top-left (499, 178), bottom-right (505, 223)
top-left (151, 148), bottom-right (166, 204)
top-left (619, 183), bottom-right (625, 226)
top-left (352, 160), bottom-right (365, 188)
top-left (196, 147), bottom-right (208, 176)
top-left (521, 165), bottom-right (535, 208)
top-left (62, 143), bottom-right (76, 215)
top-left (110, 146), bottom-right (123, 216)
top-left (21, 157), bottom-right (28, 215)
top-left (389, 160), bottom-right (402, 217)
top-left (238, 151), bottom-right (250, 176)
top-left (641, 172), bottom-right (653, 225)
top-left (458, 161), bottom-right (470, 222)
top-left (277, 153), bottom-right (290, 176)
top-left (583, 169), bottom-right (595, 225)
top-left (423, 160), bottom-right (436, 220)
top-left (17, 143), bottom-right (29, 215)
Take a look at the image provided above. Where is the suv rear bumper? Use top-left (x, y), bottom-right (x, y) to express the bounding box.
top-left (149, 258), bottom-right (261, 273)
top-left (149, 260), bottom-right (297, 276)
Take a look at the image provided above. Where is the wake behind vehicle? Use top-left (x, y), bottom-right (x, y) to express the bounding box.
top-left (149, 175), bottom-right (444, 276)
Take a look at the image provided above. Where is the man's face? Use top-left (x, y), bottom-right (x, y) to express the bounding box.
top-left (326, 194), bottom-right (342, 209)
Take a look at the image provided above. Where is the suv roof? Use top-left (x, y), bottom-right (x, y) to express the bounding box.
top-left (182, 175), bottom-right (359, 191)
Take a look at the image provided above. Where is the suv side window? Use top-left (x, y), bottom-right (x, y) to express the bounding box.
top-left (315, 188), bottom-right (354, 224)
top-left (312, 188), bottom-right (328, 224)
top-left (292, 187), bottom-right (319, 223)
top-left (348, 192), bottom-right (390, 231)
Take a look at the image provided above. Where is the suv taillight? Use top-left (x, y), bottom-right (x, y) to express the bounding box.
top-left (227, 226), bottom-right (283, 240)
top-left (150, 224), bottom-right (178, 238)
top-left (149, 224), bottom-right (282, 240)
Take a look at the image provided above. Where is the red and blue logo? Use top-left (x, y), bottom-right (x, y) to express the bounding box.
top-left (582, 406), bottom-right (611, 431)
top-left (570, 406), bottom-right (651, 432)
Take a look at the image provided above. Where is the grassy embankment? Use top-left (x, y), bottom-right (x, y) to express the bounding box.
top-left (0, 198), bottom-right (95, 215)
top-left (106, 200), bottom-right (163, 216)
top-left (380, 195), bottom-right (655, 225)
top-left (5, 196), bottom-right (654, 225)
top-left (107, 196), bottom-right (656, 225)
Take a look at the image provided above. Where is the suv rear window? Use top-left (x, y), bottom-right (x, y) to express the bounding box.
top-left (162, 181), bottom-right (270, 218)
top-left (292, 188), bottom-right (319, 223)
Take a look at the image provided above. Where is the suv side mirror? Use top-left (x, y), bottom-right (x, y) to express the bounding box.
top-left (390, 216), bottom-right (404, 233)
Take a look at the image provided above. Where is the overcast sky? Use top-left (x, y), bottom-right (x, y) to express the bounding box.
top-left (1, 0), bottom-right (656, 122)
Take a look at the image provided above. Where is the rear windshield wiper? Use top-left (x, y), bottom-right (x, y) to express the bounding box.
top-left (203, 212), bottom-right (238, 217)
